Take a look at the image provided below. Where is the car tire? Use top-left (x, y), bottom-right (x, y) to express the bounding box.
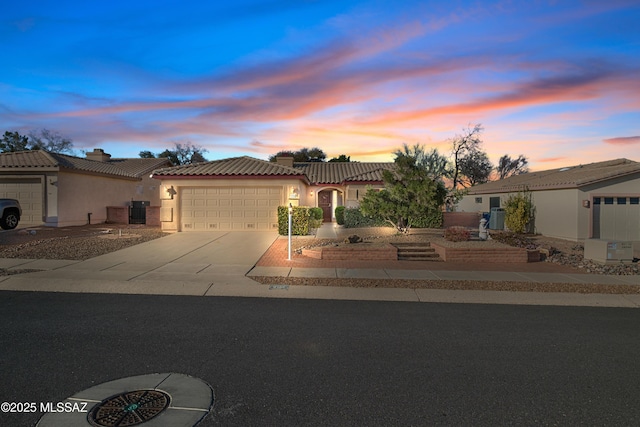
top-left (1, 210), bottom-right (20, 230)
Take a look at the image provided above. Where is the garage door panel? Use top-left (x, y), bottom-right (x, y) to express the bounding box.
top-left (181, 186), bottom-right (282, 231)
top-left (0, 180), bottom-right (44, 225)
top-left (597, 196), bottom-right (640, 241)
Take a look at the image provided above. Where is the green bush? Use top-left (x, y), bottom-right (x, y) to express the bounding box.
top-left (277, 206), bottom-right (311, 235)
top-left (335, 206), bottom-right (345, 225)
top-left (309, 218), bottom-right (323, 229)
top-left (503, 190), bottom-right (535, 234)
top-left (411, 211), bottom-right (443, 228)
top-left (343, 208), bottom-right (390, 228)
top-left (309, 207), bottom-right (323, 221)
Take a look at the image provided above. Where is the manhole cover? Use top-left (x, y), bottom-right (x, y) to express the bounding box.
top-left (88, 389), bottom-right (171, 426)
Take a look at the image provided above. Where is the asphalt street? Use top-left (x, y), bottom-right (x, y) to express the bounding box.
top-left (1, 291), bottom-right (640, 426)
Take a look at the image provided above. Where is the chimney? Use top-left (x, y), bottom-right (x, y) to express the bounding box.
top-left (276, 156), bottom-right (294, 168)
top-left (86, 148), bottom-right (112, 162)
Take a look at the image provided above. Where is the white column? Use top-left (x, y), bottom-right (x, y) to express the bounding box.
top-left (331, 190), bottom-right (338, 221)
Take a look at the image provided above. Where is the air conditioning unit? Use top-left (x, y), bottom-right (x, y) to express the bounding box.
top-left (584, 239), bottom-right (634, 264)
top-left (489, 207), bottom-right (505, 230)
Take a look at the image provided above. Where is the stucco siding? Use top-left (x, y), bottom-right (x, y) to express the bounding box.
top-left (57, 172), bottom-right (140, 226)
top-left (532, 189), bottom-right (580, 240)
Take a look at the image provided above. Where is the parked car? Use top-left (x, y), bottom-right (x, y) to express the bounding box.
top-left (0, 199), bottom-right (22, 230)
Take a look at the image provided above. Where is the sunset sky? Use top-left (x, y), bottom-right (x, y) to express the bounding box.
top-left (1, 0), bottom-right (639, 170)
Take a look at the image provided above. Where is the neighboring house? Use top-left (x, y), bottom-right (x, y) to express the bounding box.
top-left (456, 158), bottom-right (640, 242)
top-left (151, 156), bottom-right (393, 232)
top-left (0, 149), bottom-right (170, 227)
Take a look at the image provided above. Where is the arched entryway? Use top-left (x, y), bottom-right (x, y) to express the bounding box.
top-left (317, 188), bottom-right (344, 222)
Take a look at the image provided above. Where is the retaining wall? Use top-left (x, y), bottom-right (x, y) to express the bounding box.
top-left (431, 243), bottom-right (540, 263)
top-left (302, 243), bottom-right (398, 260)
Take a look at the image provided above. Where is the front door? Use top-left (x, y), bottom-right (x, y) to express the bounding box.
top-left (318, 191), bottom-right (332, 222)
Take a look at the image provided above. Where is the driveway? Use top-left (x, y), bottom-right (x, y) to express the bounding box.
top-left (0, 231), bottom-right (278, 294)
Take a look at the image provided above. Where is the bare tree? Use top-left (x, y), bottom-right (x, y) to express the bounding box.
top-left (450, 123), bottom-right (484, 189)
top-left (28, 129), bottom-right (74, 153)
top-left (497, 154), bottom-right (529, 179)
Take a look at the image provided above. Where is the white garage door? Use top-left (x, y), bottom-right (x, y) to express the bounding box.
top-left (0, 179), bottom-right (44, 225)
top-left (181, 187), bottom-right (282, 231)
top-left (593, 196), bottom-right (640, 240)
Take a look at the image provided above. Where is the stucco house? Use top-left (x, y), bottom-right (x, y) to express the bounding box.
top-left (0, 149), bottom-right (170, 227)
top-left (151, 156), bottom-right (393, 232)
top-left (456, 158), bottom-right (640, 242)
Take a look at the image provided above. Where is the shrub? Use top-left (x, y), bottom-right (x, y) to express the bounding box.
top-left (277, 206), bottom-right (310, 235)
top-left (503, 190), bottom-right (535, 234)
top-left (343, 208), bottom-right (390, 228)
top-left (335, 206), bottom-right (345, 225)
top-left (309, 218), bottom-right (323, 230)
top-left (444, 226), bottom-right (471, 242)
top-left (411, 211), bottom-right (443, 229)
top-left (309, 207), bottom-right (323, 221)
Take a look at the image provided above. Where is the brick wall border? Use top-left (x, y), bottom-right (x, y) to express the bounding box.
top-left (302, 243), bottom-right (398, 260)
top-left (431, 243), bottom-right (540, 263)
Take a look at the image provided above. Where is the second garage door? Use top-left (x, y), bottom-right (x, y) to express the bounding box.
top-left (593, 196), bottom-right (640, 240)
top-left (181, 187), bottom-right (282, 231)
top-left (0, 179), bottom-right (44, 226)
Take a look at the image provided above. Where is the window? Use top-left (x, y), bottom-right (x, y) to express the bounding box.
top-left (593, 197), bottom-right (601, 205)
top-left (631, 198), bottom-right (639, 205)
top-left (475, 197), bottom-right (482, 203)
top-left (604, 197), bottom-right (614, 205)
top-left (617, 197), bottom-right (627, 205)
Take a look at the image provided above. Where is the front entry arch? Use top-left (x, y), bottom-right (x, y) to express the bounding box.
top-left (317, 188), bottom-right (344, 222)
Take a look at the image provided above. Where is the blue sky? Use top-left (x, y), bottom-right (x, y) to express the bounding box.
top-left (1, 0), bottom-right (639, 170)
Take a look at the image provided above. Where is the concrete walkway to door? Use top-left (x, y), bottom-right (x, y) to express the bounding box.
top-left (0, 231), bottom-right (278, 295)
top-left (315, 223), bottom-right (338, 238)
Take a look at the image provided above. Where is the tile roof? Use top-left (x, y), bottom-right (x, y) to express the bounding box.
top-left (108, 158), bottom-right (172, 177)
top-left (152, 157), bottom-right (395, 184)
top-left (151, 156), bottom-right (305, 178)
top-left (293, 162), bottom-right (393, 184)
top-left (467, 158), bottom-right (640, 194)
top-left (0, 150), bottom-right (170, 179)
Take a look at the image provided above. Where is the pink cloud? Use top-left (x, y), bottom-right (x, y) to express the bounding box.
top-left (603, 136), bottom-right (640, 145)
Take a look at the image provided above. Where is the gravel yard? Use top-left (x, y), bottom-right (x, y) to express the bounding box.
top-left (0, 224), bottom-right (167, 261)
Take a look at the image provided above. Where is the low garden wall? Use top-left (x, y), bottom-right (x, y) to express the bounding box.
top-left (431, 242), bottom-right (540, 263)
top-left (106, 206), bottom-right (128, 224)
top-left (443, 212), bottom-right (481, 228)
top-left (302, 243), bottom-right (398, 260)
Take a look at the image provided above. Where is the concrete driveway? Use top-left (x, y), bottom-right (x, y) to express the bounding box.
top-left (1, 231), bottom-right (278, 295)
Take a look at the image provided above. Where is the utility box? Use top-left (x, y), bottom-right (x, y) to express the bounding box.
top-left (489, 207), bottom-right (505, 230)
top-left (130, 200), bottom-right (150, 224)
top-left (584, 239), bottom-right (634, 264)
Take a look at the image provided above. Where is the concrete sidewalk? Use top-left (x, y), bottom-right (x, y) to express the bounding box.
top-left (0, 230), bottom-right (639, 307)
